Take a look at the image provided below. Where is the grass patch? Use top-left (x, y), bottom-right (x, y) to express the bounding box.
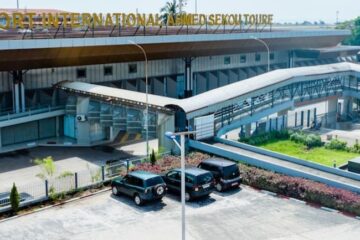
top-left (259, 140), bottom-right (359, 167)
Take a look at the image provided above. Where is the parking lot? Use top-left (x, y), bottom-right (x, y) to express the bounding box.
top-left (0, 186), bottom-right (359, 240)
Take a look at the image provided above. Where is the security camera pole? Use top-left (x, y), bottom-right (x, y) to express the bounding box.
top-left (165, 130), bottom-right (195, 240)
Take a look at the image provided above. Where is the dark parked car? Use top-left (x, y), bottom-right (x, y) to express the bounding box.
top-left (198, 158), bottom-right (242, 192)
top-left (111, 171), bottom-right (167, 206)
top-left (162, 168), bottom-right (215, 201)
top-left (0, 192), bottom-right (33, 207)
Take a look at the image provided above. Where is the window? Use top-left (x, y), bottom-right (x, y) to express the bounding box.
top-left (128, 64), bottom-right (137, 74)
top-left (104, 66), bottom-right (113, 76)
top-left (255, 53), bottom-right (261, 62)
top-left (240, 55), bottom-right (247, 63)
top-left (76, 68), bottom-right (86, 78)
top-left (270, 53), bottom-right (275, 61)
top-left (186, 175), bottom-right (195, 184)
top-left (127, 176), bottom-right (143, 187)
top-left (224, 56), bottom-right (231, 65)
top-left (167, 171), bottom-right (180, 181)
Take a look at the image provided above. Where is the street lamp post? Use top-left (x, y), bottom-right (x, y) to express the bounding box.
top-left (17, 0), bottom-right (19, 9)
top-left (129, 40), bottom-right (149, 159)
top-left (165, 131), bottom-right (195, 240)
top-left (251, 36), bottom-right (270, 72)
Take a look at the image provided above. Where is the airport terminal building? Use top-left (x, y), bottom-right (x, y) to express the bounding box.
top-left (0, 8), bottom-right (360, 153)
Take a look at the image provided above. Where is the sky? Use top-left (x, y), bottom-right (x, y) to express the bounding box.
top-left (1, 0), bottom-right (359, 23)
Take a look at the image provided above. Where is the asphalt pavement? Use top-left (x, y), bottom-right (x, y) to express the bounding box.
top-left (0, 186), bottom-right (359, 240)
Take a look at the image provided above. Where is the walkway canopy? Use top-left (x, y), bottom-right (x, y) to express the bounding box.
top-left (56, 62), bottom-right (360, 119)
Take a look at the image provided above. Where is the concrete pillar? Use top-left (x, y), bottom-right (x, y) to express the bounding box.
top-left (158, 114), bottom-right (175, 152)
top-left (76, 97), bottom-right (91, 145)
top-left (288, 50), bottom-right (295, 68)
top-left (327, 98), bottom-right (338, 126)
top-left (12, 70), bottom-right (25, 113)
top-left (184, 57), bottom-right (193, 98)
top-left (341, 97), bottom-right (353, 116)
top-left (245, 123), bottom-right (251, 138)
top-left (13, 81), bottom-right (20, 113)
top-left (20, 82), bottom-right (25, 112)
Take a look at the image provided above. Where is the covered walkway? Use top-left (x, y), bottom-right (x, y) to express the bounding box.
top-left (57, 61), bottom-right (360, 120)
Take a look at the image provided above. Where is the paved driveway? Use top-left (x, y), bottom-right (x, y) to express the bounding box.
top-left (0, 186), bottom-right (359, 240)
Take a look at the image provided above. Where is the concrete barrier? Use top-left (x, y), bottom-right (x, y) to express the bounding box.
top-left (214, 137), bottom-right (360, 182)
top-left (189, 140), bottom-right (360, 193)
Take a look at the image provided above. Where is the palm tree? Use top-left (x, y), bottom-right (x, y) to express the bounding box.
top-left (160, 0), bottom-right (187, 25)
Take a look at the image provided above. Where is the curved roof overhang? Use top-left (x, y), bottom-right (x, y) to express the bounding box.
top-left (0, 30), bottom-right (350, 71)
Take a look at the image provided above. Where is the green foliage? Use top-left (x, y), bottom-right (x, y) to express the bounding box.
top-left (240, 130), bottom-right (290, 146)
top-left (34, 156), bottom-right (55, 180)
top-left (150, 149), bottom-right (157, 166)
top-left (337, 17), bottom-right (360, 46)
top-left (156, 146), bottom-right (167, 160)
top-left (289, 132), bottom-right (322, 149)
top-left (325, 138), bottom-right (348, 151)
top-left (160, 0), bottom-right (187, 25)
top-left (87, 164), bottom-right (102, 183)
top-left (57, 171), bottom-right (74, 179)
top-left (10, 183), bottom-right (20, 214)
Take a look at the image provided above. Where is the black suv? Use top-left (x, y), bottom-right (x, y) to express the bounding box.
top-left (198, 158), bottom-right (241, 192)
top-left (111, 171), bottom-right (167, 206)
top-left (162, 168), bottom-right (215, 201)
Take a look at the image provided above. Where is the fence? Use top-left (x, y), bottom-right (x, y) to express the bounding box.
top-left (0, 156), bottom-right (146, 214)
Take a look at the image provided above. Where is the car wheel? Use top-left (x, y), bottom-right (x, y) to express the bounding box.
top-left (112, 186), bottom-right (119, 196)
top-left (185, 192), bottom-right (191, 202)
top-left (134, 194), bottom-right (143, 206)
top-left (216, 183), bottom-right (223, 192)
top-left (153, 185), bottom-right (165, 196)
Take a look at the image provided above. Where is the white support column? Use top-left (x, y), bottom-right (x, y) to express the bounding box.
top-left (14, 82), bottom-right (20, 113)
top-left (341, 97), bottom-right (353, 116)
top-left (20, 81), bottom-right (25, 112)
top-left (245, 123), bottom-right (251, 137)
top-left (327, 98), bottom-right (338, 127)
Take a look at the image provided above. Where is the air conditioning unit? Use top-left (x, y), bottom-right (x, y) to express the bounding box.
top-left (76, 115), bottom-right (87, 122)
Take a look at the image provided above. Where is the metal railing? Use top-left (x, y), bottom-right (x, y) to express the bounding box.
top-left (0, 105), bottom-right (65, 122)
top-left (0, 153), bottom-right (169, 213)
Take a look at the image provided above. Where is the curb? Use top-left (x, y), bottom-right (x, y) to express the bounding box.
top-left (246, 185), bottom-right (360, 221)
top-left (0, 188), bottom-right (111, 223)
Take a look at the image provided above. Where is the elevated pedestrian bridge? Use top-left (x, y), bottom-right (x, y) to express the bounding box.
top-left (57, 62), bottom-right (360, 137)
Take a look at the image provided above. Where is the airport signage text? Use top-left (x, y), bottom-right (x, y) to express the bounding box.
top-left (0, 12), bottom-right (274, 29)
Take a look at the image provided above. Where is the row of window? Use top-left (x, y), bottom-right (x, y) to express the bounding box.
top-left (224, 53), bottom-right (275, 65)
top-left (76, 64), bottom-right (138, 79)
top-left (76, 53), bottom-right (276, 79)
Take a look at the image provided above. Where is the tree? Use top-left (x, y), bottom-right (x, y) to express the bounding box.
top-left (10, 183), bottom-right (20, 214)
top-left (34, 156), bottom-right (56, 181)
top-left (160, 0), bottom-right (187, 25)
top-left (34, 156), bottom-right (74, 197)
top-left (337, 17), bottom-right (360, 45)
top-left (150, 149), bottom-right (156, 166)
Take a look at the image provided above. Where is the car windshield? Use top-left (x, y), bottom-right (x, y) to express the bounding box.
top-left (222, 165), bottom-right (240, 180)
top-left (144, 176), bottom-right (164, 187)
top-left (196, 173), bottom-right (213, 185)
